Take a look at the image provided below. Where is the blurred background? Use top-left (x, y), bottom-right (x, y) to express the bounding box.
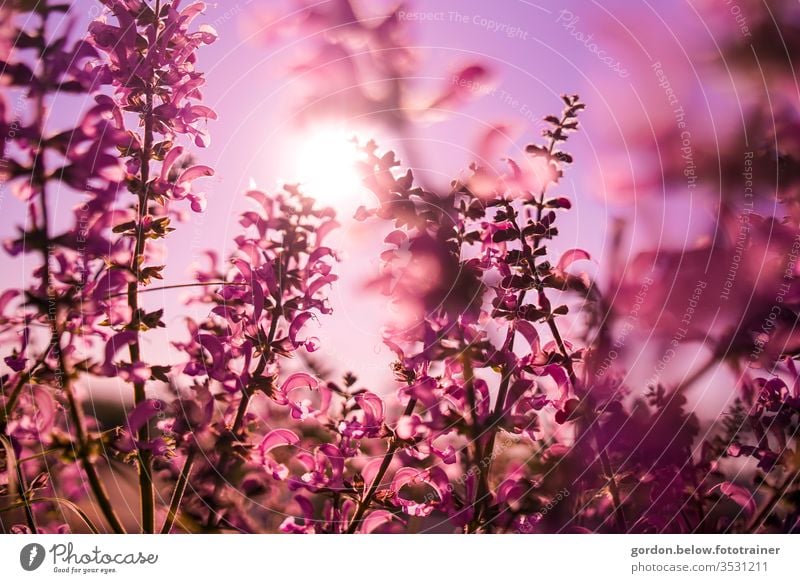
top-left (2, 0), bottom-right (798, 428)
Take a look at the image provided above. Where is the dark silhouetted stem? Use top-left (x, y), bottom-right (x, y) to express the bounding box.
top-left (473, 120), bottom-right (568, 530)
top-left (206, 294), bottom-right (282, 530)
top-left (347, 398), bottom-right (418, 533)
top-left (107, 281), bottom-right (248, 300)
top-left (0, 352), bottom-right (48, 433)
top-left (160, 449), bottom-right (197, 533)
top-left (126, 0), bottom-right (163, 533)
top-left (30, 8), bottom-right (123, 534)
top-left (548, 317), bottom-right (627, 532)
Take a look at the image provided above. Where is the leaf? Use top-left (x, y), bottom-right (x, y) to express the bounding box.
top-left (0, 497), bottom-right (100, 534)
top-left (525, 144), bottom-right (548, 157)
top-left (544, 197), bottom-right (571, 210)
top-left (112, 220), bottom-right (137, 234)
top-left (152, 140), bottom-right (173, 161)
top-left (150, 365), bottom-right (171, 383)
top-left (141, 309), bottom-right (166, 330)
top-left (139, 265), bottom-right (165, 285)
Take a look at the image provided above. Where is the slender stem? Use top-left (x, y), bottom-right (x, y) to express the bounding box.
top-left (472, 291), bottom-right (525, 530)
top-left (160, 448), bottom-right (196, 533)
top-left (106, 281), bottom-right (248, 300)
top-left (126, 0), bottom-right (161, 532)
top-left (203, 390), bottom-right (252, 531)
top-left (346, 397), bottom-right (418, 533)
top-left (40, 177), bottom-right (124, 534)
top-left (472, 121), bottom-right (567, 530)
top-left (127, 137), bottom-right (155, 533)
top-left (15, 428), bottom-right (118, 464)
top-left (331, 492), bottom-right (342, 534)
top-left (462, 355), bottom-right (486, 533)
top-left (0, 497), bottom-right (100, 533)
top-left (29, 8), bottom-right (124, 534)
top-left (60, 350), bottom-right (125, 533)
top-left (2, 434), bottom-right (37, 533)
top-left (16, 459), bottom-right (38, 534)
top-left (0, 352), bottom-right (49, 432)
top-left (205, 293), bottom-right (282, 530)
top-left (675, 355), bottom-right (719, 394)
top-left (231, 388), bottom-right (253, 433)
top-left (549, 317), bottom-right (627, 532)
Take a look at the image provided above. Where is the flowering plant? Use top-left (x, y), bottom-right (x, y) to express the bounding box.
top-left (1, 0), bottom-right (799, 535)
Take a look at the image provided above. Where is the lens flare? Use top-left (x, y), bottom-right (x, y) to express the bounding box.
top-left (291, 127), bottom-right (365, 207)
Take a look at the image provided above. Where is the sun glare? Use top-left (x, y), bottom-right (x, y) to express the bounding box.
top-left (291, 128), bottom-right (365, 207)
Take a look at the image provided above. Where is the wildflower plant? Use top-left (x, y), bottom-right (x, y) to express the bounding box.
top-left (0, 0), bottom-right (798, 536)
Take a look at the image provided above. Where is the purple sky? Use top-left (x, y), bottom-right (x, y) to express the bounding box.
top-left (1, 0), bottom-right (757, 411)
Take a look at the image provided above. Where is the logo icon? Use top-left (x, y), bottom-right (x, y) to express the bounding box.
top-left (19, 543), bottom-right (46, 571)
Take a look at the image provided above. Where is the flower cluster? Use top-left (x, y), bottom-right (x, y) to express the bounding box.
top-left (1, 0), bottom-right (217, 534)
top-left (1, 0), bottom-right (134, 535)
top-left (157, 185), bottom-right (340, 531)
top-left (1, 0), bottom-right (799, 536)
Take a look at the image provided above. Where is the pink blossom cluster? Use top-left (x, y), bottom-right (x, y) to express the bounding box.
top-left (1, 0), bottom-right (799, 535)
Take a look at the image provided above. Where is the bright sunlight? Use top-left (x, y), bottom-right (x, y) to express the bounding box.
top-left (291, 127), bottom-right (365, 207)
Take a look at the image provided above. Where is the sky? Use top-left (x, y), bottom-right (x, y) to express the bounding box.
top-left (1, 0), bottom-right (762, 407)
